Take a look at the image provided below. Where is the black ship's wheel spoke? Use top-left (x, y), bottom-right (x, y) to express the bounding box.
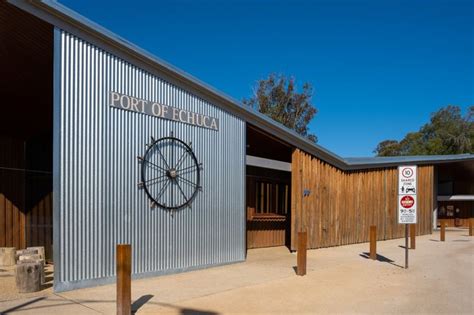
top-left (177, 175), bottom-right (198, 188)
top-left (176, 163), bottom-right (198, 173)
top-left (176, 168), bottom-right (198, 177)
top-left (143, 159), bottom-right (168, 173)
top-left (174, 149), bottom-right (188, 170)
top-left (156, 147), bottom-right (171, 170)
top-left (156, 179), bottom-right (170, 202)
top-left (141, 135), bottom-right (201, 211)
top-left (172, 137), bottom-right (175, 168)
top-left (143, 174), bottom-right (168, 186)
top-left (175, 181), bottom-right (189, 204)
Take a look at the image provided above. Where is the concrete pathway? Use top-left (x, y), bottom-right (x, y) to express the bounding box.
top-left (1, 229), bottom-right (472, 314)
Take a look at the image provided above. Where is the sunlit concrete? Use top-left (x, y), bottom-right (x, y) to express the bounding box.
top-left (0, 229), bottom-right (472, 314)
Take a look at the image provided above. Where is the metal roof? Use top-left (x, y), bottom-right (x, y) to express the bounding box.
top-left (9, 0), bottom-right (474, 171)
top-left (344, 154), bottom-right (474, 170)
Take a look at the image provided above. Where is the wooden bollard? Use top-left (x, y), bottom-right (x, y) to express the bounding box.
top-left (410, 224), bottom-right (416, 249)
top-left (440, 220), bottom-right (446, 242)
top-left (469, 218), bottom-right (473, 236)
top-left (117, 244), bottom-right (131, 315)
top-left (369, 225), bottom-right (377, 260)
top-left (297, 232), bottom-right (307, 276)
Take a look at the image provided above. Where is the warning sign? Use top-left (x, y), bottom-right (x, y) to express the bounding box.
top-left (400, 195), bottom-right (415, 208)
top-left (398, 195), bottom-right (417, 223)
top-left (398, 165), bottom-right (417, 224)
top-left (398, 166), bottom-right (417, 195)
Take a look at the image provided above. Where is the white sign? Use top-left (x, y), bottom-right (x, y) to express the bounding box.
top-left (398, 195), bottom-right (417, 223)
top-left (109, 91), bottom-right (220, 131)
top-left (398, 165), bottom-right (417, 224)
top-left (398, 166), bottom-right (417, 195)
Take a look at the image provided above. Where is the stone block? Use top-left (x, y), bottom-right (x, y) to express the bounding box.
top-left (0, 247), bottom-right (16, 266)
top-left (27, 246), bottom-right (45, 260)
top-left (19, 254), bottom-right (41, 261)
top-left (19, 258), bottom-right (45, 284)
top-left (16, 249), bottom-right (38, 261)
top-left (15, 262), bottom-right (41, 293)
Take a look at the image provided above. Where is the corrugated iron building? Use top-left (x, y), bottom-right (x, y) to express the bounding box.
top-left (1, 1), bottom-right (473, 292)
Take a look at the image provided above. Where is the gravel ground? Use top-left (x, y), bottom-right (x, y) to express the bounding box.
top-left (0, 228), bottom-right (472, 314)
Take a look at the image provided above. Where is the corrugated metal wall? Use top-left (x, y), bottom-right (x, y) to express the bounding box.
top-left (55, 29), bottom-right (246, 291)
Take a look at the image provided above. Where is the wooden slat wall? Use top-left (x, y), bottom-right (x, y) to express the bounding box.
top-left (0, 136), bottom-right (53, 258)
top-left (247, 220), bottom-right (287, 249)
top-left (0, 136), bottom-right (26, 249)
top-left (246, 173), bottom-right (290, 249)
top-left (291, 149), bottom-right (434, 250)
top-left (26, 174), bottom-right (53, 259)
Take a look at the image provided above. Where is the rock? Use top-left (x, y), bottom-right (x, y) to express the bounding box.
top-left (15, 262), bottom-right (41, 293)
top-left (19, 259), bottom-right (45, 284)
top-left (19, 254), bottom-right (41, 261)
top-left (27, 247), bottom-right (45, 260)
top-left (16, 249), bottom-right (38, 261)
top-left (0, 247), bottom-right (16, 266)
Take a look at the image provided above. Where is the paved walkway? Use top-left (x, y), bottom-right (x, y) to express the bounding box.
top-left (1, 229), bottom-right (472, 314)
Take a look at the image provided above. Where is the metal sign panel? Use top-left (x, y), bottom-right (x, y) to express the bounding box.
top-left (109, 91), bottom-right (220, 131)
top-left (398, 165), bottom-right (417, 224)
top-left (398, 166), bottom-right (417, 194)
top-left (398, 194), bottom-right (417, 224)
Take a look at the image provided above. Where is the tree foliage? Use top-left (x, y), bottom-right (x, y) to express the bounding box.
top-left (243, 73), bottom-right (318, 143)
top-left (374, 105), bottom-right (474, 156)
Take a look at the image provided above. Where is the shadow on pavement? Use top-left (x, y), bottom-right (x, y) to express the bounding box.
top-left (1, 297), bottom-right (46, 314)
top-left (398, 245), bottom-right (415, 250)
top-left (292, 266), bottom-right (298, 275)
top-left (132, 294), bottom-right (153, 314)
top-left (359, 252), bottom-right (404, 268)
top-left (1, 295), bottom-right (219, 315)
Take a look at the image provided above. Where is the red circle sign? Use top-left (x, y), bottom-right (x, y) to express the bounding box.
top-left (402, 168), bottom-right (413, 178)
top-left (400, 195), bottom-right (415, 208)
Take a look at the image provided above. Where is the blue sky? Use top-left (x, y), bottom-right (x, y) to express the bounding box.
top-left (60, 0), bottom-right (473, 157)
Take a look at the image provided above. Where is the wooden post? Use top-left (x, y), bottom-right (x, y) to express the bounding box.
top-left (369, 225), bottom-right (376, 260)
top-left (117, 244), bottom-right (131, 315)
top-left (440, 220), bottom-right (446, 242)
top-left (410, 224), bottom-right (416, 249)
top-left (469, 218), bottom-right (473, 237)
top-left (297, 232), bottom-right (307, 276)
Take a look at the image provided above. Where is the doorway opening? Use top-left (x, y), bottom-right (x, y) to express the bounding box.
top-left (0, 2), bottom-right (54, 261)
top-left (436, 161), bottom-right (474, 228)
top-left (246, 124), bottom-right (293, 249)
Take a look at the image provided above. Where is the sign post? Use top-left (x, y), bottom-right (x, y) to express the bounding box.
top-left (398, 166), bottom-right (417, 269)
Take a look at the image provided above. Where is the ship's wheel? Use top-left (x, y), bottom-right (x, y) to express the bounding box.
top-left (138, 133), bottom-right (201, 210)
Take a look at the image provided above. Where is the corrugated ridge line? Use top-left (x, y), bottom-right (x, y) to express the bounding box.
top-left (58, 30), bottom-right (245, 286)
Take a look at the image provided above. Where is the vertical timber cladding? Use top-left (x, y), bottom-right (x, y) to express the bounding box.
top-left (291, 149), bottom-right (434, 250)
top-left (56, 30), bottom-right (245, 290)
